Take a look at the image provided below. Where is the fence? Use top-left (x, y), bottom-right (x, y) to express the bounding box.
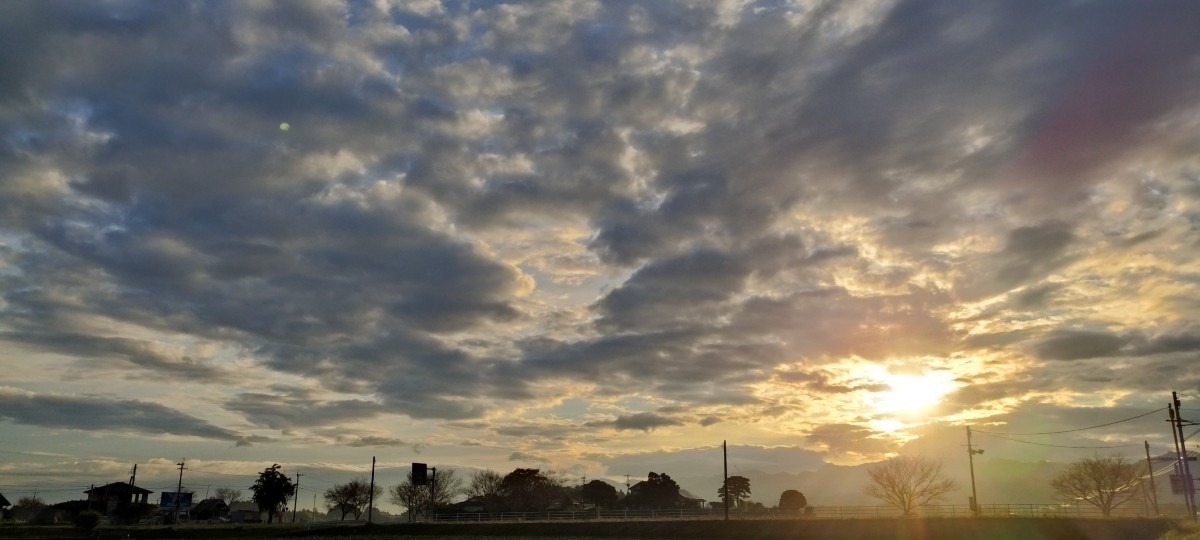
top-left (425, 502), bottom-right (1190, 523)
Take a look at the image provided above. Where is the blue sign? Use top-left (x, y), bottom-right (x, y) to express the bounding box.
top-left (160, 492), bottom-right (194, 510)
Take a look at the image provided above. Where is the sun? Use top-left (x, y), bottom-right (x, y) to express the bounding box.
top-left (872, 373), bottom-right (956, 416)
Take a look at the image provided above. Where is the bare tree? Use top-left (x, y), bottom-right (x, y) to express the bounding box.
top-left (213, 487), bottom-right (242, 505)
top-left (323, 477), bottom-right (379, 520)
top-left (864, 456), bottom-right (958, 516)
top-left (1050, 455), bottom-right (1142, 517)
top-left (466, 469), bottom-right (505, 512)
top-left (13, 495), bottom-right (47, 522)
top-left (388, 475), bottom-right (426, 520)
top-left (388, 468), bottom-right (464, 520)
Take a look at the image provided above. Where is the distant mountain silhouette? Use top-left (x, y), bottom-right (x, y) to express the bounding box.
top-left (674, 458), bottom-right (1077, 507)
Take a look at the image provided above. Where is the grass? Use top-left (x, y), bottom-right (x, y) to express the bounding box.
top-left (1161, 523), bottom-right (1200, 540)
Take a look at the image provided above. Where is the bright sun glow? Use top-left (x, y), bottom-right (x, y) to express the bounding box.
top-left (872, 373), bottom-right (957, 416)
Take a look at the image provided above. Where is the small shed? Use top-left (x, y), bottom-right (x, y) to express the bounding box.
top-left (227, 501), bottom-right (264, 523)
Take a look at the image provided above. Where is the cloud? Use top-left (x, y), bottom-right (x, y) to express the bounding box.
top-left (0, 387), bottom-right (262, 443)
top-left (587, 412), bottom-right (684, 432)
top-left (1033, 330), bottom-right (1127, 361)
top-left (338, 435), bottom-right (409, 448)
top-left (225, 391), bottom-right (387, 431)
top-left (805, 424), bottom-right (895, 458)
top-left (0, 0), bottom-right (1199, 481)
top-left (508, 451), bottom-right (545, 463)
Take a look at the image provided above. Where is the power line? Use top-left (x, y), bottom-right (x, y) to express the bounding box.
top-left (973, 430), bottom-right (1141, 449)
top-left (972, 408), bottom-right (1166, 436)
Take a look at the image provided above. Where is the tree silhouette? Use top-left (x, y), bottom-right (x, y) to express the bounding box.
top-left (249, 464), bottom-right (294, 523)
top-left (1050, 455), bottom-right (1142, 517)
top-left (580, 480), bottom-right (619, 508)
top-left (779, 489), bottom-right (807, 512)
top-left (389, 469), bottom-right (464, 519)
top-left (627, 472), bottom-right (681, 509)
top-left (466, 469), bottom-right (505, 513)
top-left (864, 456), bottom-right (957, 517)
top-left (213, 487), bottom-right (242, 505)
top-left (323, 477), bottom-right (379, 520)
top-left (12, 496), bottom-right (47, 522)
top-left (717, 476), bottom-right (752, 509)
top-left (499, 468), bottom-right (563, 512)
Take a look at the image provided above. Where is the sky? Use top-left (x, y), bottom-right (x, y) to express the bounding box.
top-left (2, 0), bottom-right (1200, 510)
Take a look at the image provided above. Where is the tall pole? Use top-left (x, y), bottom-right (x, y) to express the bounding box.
top-left (1145, 441), bottom-right (1159, 516)
top-left (1170, 404), bottom-right (1188, 515)
top-left (292, 472), bottom-right (302, 523)
top-left (429, 467), bottom-right (438, 521)
top-left (1173, 393), bottom-right (1197, 522)
top-left (175, 459), bottom-right (187, 523)
top-left (967, 426), bottom-right (983, 517)
top-left (129, 464), bottom-right (138, 503)
top-left (722, 440), bottom-right (729, 521)
top-left (368, 457), bottom-right (376, 524)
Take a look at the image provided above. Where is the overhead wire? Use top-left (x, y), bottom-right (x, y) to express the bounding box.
top-left (972, 407), bottom-right (1167, 436)
top-left (972, 430), bottom-right (1142, 449)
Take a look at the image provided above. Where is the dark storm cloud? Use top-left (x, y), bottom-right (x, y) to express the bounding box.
top-left (0, 388), bottom-right (262, 444)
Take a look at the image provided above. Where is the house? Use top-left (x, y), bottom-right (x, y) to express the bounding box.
top-left (626, 480), bottom-right (706, 509)
top-left (446, 496), bottom-right (488, 513)
top-left (84, 482), bottom-right (153, 512)
top-left (678, 489), bottom-right (706, 509)
top-left (0, 491), bottom-right (10, 508)
top-left (227, 501), bottom-right (264, 523)
top-left (190, 498), bottom-right (230, 520)
top-left (546, 493), bottom-right (584, 512)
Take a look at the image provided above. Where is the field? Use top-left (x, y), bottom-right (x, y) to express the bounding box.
top-left (4, 518), bottom-right (1193, 540)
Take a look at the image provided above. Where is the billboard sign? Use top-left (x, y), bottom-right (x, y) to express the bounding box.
top-left (160, 492), bottom-right (194, 511)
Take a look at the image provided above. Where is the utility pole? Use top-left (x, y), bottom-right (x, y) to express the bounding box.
top-left (1170, 404), bottom-right (1188, 515)
top-left (967, 426), bottom-right (983, 517)
top-left (129, 464), bottom-right (138, 503)
top-left (429, 467), bottom-right (438, 521)
top-left (368, 457), bottom-right (376, 524)
top-left (722, 440), bottom-right (729, 521)
top-left (292, 472), bottom-right (302, 523)
top-left (174, 459), bottom-right (187, 524)
top-left (1145, 441), bottom-right (1159, 516)
top-left (88, 483), bottom-right (95, 512)
top-left (1173, 393), bottom-right (1198, 522)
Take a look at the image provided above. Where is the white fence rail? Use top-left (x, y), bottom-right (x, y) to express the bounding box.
top-left (423, 502), bottom-right (1186, 523)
